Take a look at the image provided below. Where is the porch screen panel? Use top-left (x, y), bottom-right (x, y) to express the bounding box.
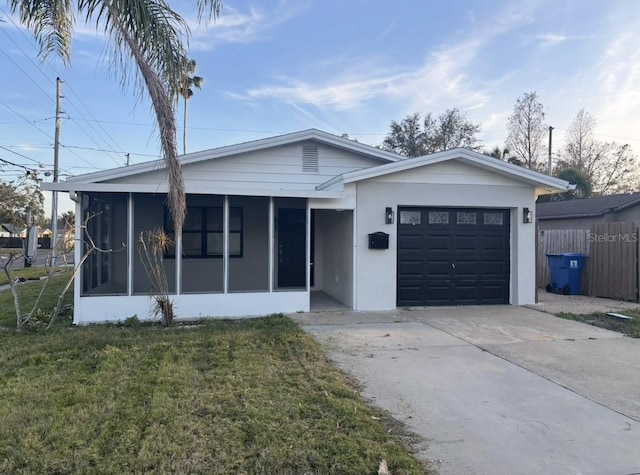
top-left (132, 194), bottom-right (177, 295)
top-left (229, 196), bottom-right (269, 292)
top-left (180, 194), bottom-right (224, 293)
top-left (81, 192), bottom-right (128, 296)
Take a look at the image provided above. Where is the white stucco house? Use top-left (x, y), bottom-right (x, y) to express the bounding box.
top-left (43, 129), bottom-right (571, 324)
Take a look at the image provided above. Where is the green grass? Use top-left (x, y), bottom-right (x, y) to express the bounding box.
top-left (0, 265), bottom-right (56, 286)
top-left (0, 273), bottom-right (74, 328)
top-left (0, 304), bottom-right (427, 473)
top-left (556, 310), bottom-right (640, 338)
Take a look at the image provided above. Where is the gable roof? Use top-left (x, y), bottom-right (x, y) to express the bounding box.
top-left (1, 223), bottom-right (22, 235)
top-left (61, 129), bottom-right (401, 186)
top-left (317, 147), bottom-right (572, 194)
top-left (536, 192), bottom-right (640, 220)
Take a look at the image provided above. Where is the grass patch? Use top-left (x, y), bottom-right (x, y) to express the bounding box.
top-left (556, 310), bottom-right (640, 338)
top-left (0, 315), bottom-right (428, 473)
top-left (0, 248), bottom-right (23, 256)
top-left (0, 274), bottom-right (73, 329)
top-left (0, 266), bottom-right (55, 286)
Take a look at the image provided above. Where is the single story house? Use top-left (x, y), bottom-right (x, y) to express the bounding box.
top-left (537, 192), bottom-right (640, 231)
top-left (43, 129), bottom-right (571, 324)
top-left (0, 223), bottom-right (23, 238)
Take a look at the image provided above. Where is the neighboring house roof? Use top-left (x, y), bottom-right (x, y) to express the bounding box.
top-left (1, 223), bottom-right (22, 235)
top-left (318, 147), bottom-right (572, 194)
top-left (536, 192), bottom-right (640, 220)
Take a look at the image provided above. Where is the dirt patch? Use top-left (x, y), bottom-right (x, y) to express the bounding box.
top-left (557, 311), bottom-right (640, 338)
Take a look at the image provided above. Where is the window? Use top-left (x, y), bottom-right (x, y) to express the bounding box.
top-left (166, 206), bottom-right (242, 258)
top-left (456, 211), bottom-right (477, 225)
top-left (428, 211), bottom-right (449, 224)
top-left (400, 210), bottom-right (421, 225)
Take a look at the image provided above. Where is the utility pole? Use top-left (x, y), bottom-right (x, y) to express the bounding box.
top-left (125, 153), bottom-right (131, 166)
top-left (51, 77), bottom-right (63, 267)
top-left (547, 126), bottom-right (554, 176)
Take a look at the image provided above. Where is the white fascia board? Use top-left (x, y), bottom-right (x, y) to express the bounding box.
top-left (42, 181), bottom-right (345, 199)
top-left (65, 129), bottom-right (401, 185)
top-left (326, 148), bottom-right (572, 192)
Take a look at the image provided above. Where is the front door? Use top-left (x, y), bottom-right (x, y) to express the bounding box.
top-left (277, 208), bottom-right (306, 288)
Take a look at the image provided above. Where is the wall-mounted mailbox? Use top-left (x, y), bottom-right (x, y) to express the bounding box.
top-left (368, 232), bottom-right (389, 250)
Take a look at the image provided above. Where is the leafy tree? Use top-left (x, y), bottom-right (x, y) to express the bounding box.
top-left (9, 0), bottom-right (223, 232)
top-left (557, 109), bottom-right (638, 195)
top-left (180, 58), bottom-right (203, 155)
top-left (484, 146), bottom-right (509, 160)
top-left (537, 168), bottom-right (592, 203)
top-left (59, 210), bottom-right (75, 228)
top-left (0, 180), bottom-right (45, 227)
top-left (381, 108), bottom-right (481, 157)
top-left (505, 91), bottom-right (547, 171)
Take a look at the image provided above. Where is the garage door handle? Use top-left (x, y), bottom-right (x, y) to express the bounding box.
top-left (451, 262), bottom-right (456, 269)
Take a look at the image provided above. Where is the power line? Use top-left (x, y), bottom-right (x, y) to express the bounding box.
top-left (0, 8), bottom-right (128, 165)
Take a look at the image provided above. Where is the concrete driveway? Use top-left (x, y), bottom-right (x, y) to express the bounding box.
top-left (292, 306), bottom-right (640, 475)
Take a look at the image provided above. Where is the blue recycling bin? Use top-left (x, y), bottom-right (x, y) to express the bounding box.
top-left (546, 253), bottom-right (586, 295)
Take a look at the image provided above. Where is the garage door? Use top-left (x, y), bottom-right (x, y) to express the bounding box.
top-left (397, 207), bottom-right (510, 306)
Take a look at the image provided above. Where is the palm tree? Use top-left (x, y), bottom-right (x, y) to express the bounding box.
top-left (181, 59), bottom-right (203, 155)
top-left (8, 0), bottom-right (223, 232)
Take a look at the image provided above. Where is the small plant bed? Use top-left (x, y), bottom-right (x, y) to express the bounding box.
top-left (556, 310), bottom-right (640, 338)
top-left (0, 315), bottom-right (428, 473)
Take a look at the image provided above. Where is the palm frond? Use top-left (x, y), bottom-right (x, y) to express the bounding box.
top-left (9, 0), bottom-right (74, 63)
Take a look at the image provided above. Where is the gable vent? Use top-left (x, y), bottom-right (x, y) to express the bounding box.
top-left (302, 144), bottom-right (319, 172)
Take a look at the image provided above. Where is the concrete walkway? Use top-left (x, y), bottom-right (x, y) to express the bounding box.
top-left (292, 306), bottom-right (640, 474)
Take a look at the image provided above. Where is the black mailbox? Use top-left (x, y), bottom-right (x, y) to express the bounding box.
top-left (368, 232), bottom-right (389, 250)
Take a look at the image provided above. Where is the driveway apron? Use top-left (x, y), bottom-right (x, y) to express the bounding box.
top-left (295, 306), bottom-right (640, 475)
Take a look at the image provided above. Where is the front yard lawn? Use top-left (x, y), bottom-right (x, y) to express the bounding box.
top-left (0, 312), bottom-right (427, 473)
top-left (557, 310), bottom-right (640, 338)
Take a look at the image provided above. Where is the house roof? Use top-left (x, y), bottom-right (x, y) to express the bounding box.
top-left (317, 147), bottom-right (573, 194)
top-left (1, 223), bottom-right (22, 234)
top-left (536, 192), bottom-right (640, 220)
top-left (59, 129), bottom-right (400, 186)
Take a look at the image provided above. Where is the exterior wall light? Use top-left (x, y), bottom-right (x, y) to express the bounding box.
top-left (385, 207), bottom-right (394, 224)
top-left (523, 207), bottom-right (533, 224)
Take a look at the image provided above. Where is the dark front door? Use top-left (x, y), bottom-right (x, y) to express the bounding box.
top-left (278, 208), bottom-right (306, 288)
top-left (397, 207), bottom-right (510, 306)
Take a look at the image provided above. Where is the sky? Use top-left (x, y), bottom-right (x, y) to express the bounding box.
top-left (0, 0), bottom-right (639, 215)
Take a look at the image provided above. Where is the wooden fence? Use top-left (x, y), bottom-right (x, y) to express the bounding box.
top-left (537, 222), bottom-right (640, 301)
top-left (589, 222), bottom-right (639, 301)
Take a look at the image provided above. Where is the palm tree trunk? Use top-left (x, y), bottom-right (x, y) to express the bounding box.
top-left (104, 1), bottom-right (186, 233)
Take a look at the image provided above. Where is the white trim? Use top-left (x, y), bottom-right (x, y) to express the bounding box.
top-left (175, 230), bottom-right (182, 295)
top-left (41, 181), bottom-right (346, 199)
top-left (63, 129), bottom-right (401, 185)
top-left (317, 148), bottom-right (573, 193)
top-left (73, 197), bottom-right (82, 325)
top-left (352, 198), bottom-right (358, 311)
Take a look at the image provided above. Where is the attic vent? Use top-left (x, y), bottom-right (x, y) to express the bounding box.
top-left (302, 145), bottom-right (319, 172)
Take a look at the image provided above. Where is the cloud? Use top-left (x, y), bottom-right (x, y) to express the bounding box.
top-left (531, 32), bottom-right (591, 47)
top-left (189, 2), bottom-right (307, 51)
